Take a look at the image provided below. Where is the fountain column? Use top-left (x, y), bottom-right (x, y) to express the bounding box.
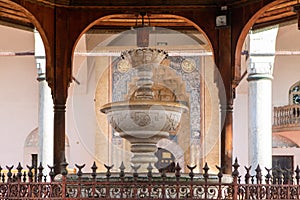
top-left (247, 27), bottom-right (277, 173)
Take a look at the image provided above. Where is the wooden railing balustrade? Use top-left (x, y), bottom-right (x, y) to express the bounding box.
top-left (273, 104), bottom-right (300, 131)
top-left (0, 159), bottom-right (300, 199)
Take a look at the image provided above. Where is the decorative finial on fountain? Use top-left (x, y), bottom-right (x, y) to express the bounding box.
top-left (121, 48), bottom-right (167, 100)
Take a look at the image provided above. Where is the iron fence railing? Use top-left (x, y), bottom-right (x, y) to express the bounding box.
top-left (0, 159), bottom-right (300, 199)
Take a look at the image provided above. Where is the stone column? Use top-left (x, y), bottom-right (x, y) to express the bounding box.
top-left (247, 26), bottom-right (278, 173)
top-left (247, 61), bottom-right (273, 172)
top-left (35, 30), bottom-right (54, 175)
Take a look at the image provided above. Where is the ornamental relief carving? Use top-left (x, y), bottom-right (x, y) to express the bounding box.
top-left (108, 110), bottom-right (182, 133)
top-left (130, 112), bottom-right (151, 127)
top-left (108, 115), bottom-right (122, 132)
top-left (248, 61), bottom-right (274, 75)
top-left (163, 113), bottom-right (181, 132)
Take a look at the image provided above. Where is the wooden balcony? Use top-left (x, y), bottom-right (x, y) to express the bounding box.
top-left (273, 105), bottom-right (300, 132)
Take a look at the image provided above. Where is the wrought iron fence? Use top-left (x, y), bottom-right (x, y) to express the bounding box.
top-left (0, 159), bottom-right (300, 199)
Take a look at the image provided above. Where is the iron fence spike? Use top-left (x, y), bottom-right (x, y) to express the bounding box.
top-left (255, 164), bottom-right (262, 184)
top-left (60, 159), bottom-right (69, 176)
top-left (265, 167), bottom-right (272, 184)
top-left (203, 163), bottom-right (209, 180)
top-left (38, 162), bottom-right (44, 182)
top-left (119, 162), bottom-right (125, 171)
top-left (131, 164), bottom-right (140, 179)
top-left (6, 165), bottom-right (13, 180)
top-left (38, 162), bottom-right (44, 170)
top-left (187, 164), bottom-right (196, 180)
top-left (104, 164), bottom-right (114, 179)
top-left (175, 163), bottom-right (181, 180)
top-left (75, 164), bottom-right (86, 177)
top-left (244, 165), bottom-right (252, 184)
top-left (91, 162), bottom-right (98, 179)
top-left (17, 162), bottom-right (23, 180)
top-left (216, 165), bottom-right (224, 180)
top-left (232, 158), bottom-right (240, 177)
top-left (119, 162), bottom-right (125, 180)
top-left (203, 162), bottom-right (209, 172)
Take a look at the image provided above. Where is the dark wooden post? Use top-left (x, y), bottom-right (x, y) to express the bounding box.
top-left (218, 25), bottom-right (234, 174)
top-left (177, 9), bottom-right (235, 174)
top-left (51, 7), bottom-right (73, 175)
top-left (53, 103), bottom-right (66, 174)
top-left (220, 103), bottom-right (233, 174)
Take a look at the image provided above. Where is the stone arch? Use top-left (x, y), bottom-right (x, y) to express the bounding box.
top-left (273, 134), bottom-right (299, 148)
top-left (24, 127), bottom-right (70, 166)
top-left (72, 13), bottom-right (217, 170)
top-left (24, 128), bottom-right (39, 165)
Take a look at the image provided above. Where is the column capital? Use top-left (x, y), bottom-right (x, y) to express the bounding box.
top-left (35, 30), bottom-right (46, 82)
top-left (36, 60), bottom-right (46, 81)
top-left (247, 61), bottom-right (274, 81)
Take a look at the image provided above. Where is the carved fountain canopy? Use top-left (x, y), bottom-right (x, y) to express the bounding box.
top-left (121, 48), bottom-right (168, 68)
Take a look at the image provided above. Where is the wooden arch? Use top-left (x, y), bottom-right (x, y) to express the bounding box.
top-left (3, 0), bottom-right (288, 174)
top-left (234, 0), bottom-right (287, 84)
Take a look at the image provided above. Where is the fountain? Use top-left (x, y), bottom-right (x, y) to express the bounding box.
top-left (100, 48), bottom-right (188, 172)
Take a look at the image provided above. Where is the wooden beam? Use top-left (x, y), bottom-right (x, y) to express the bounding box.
top-left (253, 15), bottom-right (297, 29)
top-left (96, 22), bottom-right (192, 27)
top-left (267, 0), bottom-right (297, 11)
top-left (256, 11), bottom-right (296, 24)
top-left (101, 18), bottom-right (187, 23)
top-left (0, 7), bottom-right (29, 19)
top-left (0, 12), bottom-right (31, 24)
top-left (0, 4), bottom-right (28, 17)
top-left (0, 17), bottom-right (33, 31)
top-left (260, 6), bottom-right (294, 18)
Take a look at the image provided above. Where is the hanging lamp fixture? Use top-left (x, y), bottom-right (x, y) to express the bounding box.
top-left (135, 12), bottom-right (151, 47)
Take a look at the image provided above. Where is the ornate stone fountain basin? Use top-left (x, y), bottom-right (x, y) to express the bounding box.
top-left (101, 100), bottom-right (187, 133)
top-left (100, 100), bottom-right (188, 170)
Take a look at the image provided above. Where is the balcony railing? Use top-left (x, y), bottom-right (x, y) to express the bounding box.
top-left (273, 104), bottom-right (300, 132)
top-left (0, 159), bottom-right (300, 199)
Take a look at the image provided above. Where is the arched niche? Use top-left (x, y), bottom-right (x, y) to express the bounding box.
top-left (24, 127), bottom-right (70, 166)
top-left (69, 13), bottom-right (224, 172)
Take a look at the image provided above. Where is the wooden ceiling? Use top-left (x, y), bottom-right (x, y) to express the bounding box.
top-left (254, 0), bottom-right (299, 29)
top-left (0, 0), bottom-right (34, 30)
top-left (0, 0), bottom-right (298, 31)
top-left (26, 0), bottom-right (257, 7)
